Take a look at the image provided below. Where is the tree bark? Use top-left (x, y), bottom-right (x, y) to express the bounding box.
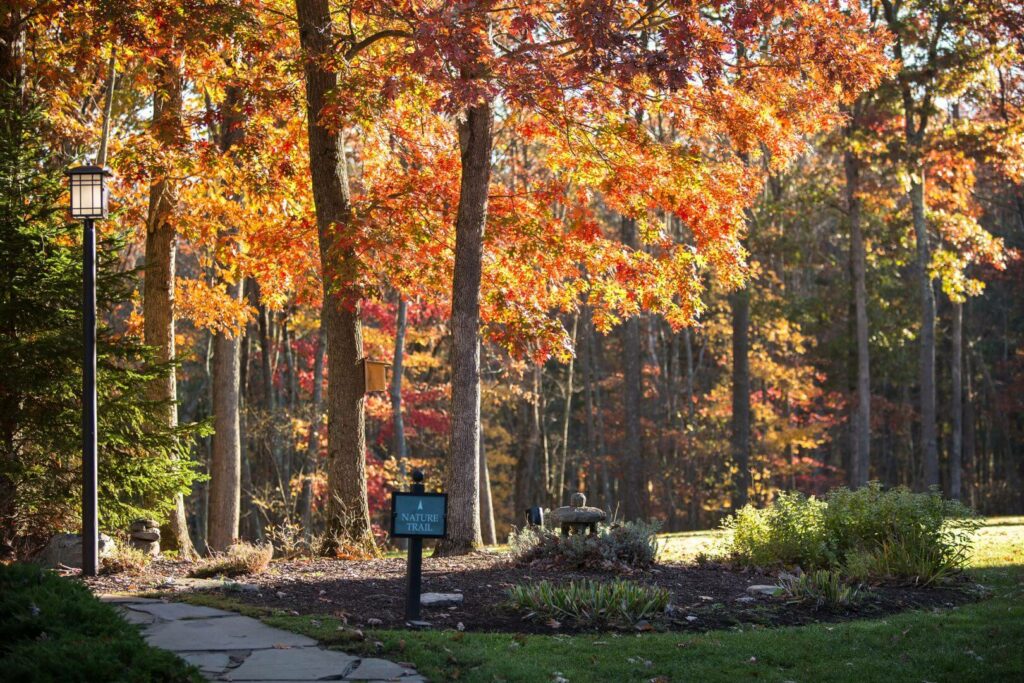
top-left (730, 287), bottom-right (751, 510)
top-left (295, 0), bottom-right (372, 548)
top-left (144, 53), bottom-right (197, 560)
top-left (208, 82), bottom-right (246, 553)
top-left (436, 101), bottom-right (492, 555)
top-left (209, 295), bottom-right (242, 551)
top-left (950, 300), bottom-right (963, 499)
top-left (620, 216), bottom-right (644, 521)
top-left (479, 428), bottom-right (497, 545)
top-left (910, 176), bottom-right (939, 489)
top-left (845, 148), bottom-right (871, 488)
top-left (300, 325), bottom-right (325, 536)
top-left (391, 295), bottom-right (407, 461)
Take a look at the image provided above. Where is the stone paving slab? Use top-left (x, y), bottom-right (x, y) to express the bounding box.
top-left (99, 595), bottom-right (163, 604)
top-left (116, 606), bottom-right (157, 625)
top-left (144, 615), bottom-right (317, 652)
top-left (178, 652), bottom-right (234, 676)
top-left (104, 596), bottom-right (425, 682)
top-left (126, 602), bottom-right (236, 620)
top-left (224, 646), bottom-right (358, 680)
top-left (345, 658), bottom-right (417, 681)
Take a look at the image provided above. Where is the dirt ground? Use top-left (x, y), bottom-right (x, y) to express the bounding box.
top-left (81, 551), bottom-right (979, 634)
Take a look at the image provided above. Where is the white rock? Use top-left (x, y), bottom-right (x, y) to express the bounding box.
top-left (746, 584), bottom-right (783, 597)
top-left (420, 592), bottom-right (464, 608)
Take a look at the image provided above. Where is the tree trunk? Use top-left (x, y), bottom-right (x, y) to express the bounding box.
top-left (845, 148), bottom-right (871, 488)
top-left (144, 54), bottom-right (196, 560)
top-left (436, 101), bottom-right (492, 556)
top-left (296, 0), bottom-right (372, 549)
top-left (730, 287), bottom-right (751, 510)
top-left (479, 428), bottom-right (497, 545)
top-left (208, 281), bottom-right (243, 551)
top-left (910, 176), bottom-right (939, 489)
top-left (301, 325), bottom-right (325, 536)
top-left (950, 300), bottom-right (963, 499)
top-left (208, 82), bottom-right (246, 553)
top-left (620, 216), bottom-right (644, 521)
top-left (391, 296), bottom-right (408, 461)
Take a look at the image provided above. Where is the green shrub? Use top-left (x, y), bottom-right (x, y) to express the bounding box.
top-left (0, 562), bottom-right (201, 682)
top-left (723, 484), bottom-right (981, 583)
top-left (509, 521), bottom-right (660, 570)
top-left (724, 492), bottom-right (828, 568)
top-left (506, 579), bottom-right (670, 627)
top-left (779, 569), bottom-right (860, 608)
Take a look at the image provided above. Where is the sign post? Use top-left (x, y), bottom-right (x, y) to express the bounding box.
top-left (390, 469), bottom-right (447, 625)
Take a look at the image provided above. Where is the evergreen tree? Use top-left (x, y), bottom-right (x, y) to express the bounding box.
top-left (0, 84), bottom-right (203, 559)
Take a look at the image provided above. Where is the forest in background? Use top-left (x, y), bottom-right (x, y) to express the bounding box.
top-left (2, 0), bottom-right (1022, 559)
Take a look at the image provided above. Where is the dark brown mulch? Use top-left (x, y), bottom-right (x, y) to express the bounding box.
top-left (80, 552), bottom-right (981, 634)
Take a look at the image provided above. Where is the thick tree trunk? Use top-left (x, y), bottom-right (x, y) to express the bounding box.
top-left (730, 287), bottom-right (751, 510)
top-left (296, 0), bottom-right (372, 549)
top-left (436, 101), bottom-right (492, 556)
top-left (144, 55), bottom-right (196, 560)
top-left (845, 149), bottom-right (871, 488)
top-left (208, 83), bottom-right (246, 553)
top-left (620, 216), bottom-right (644, 521)
top-left (910, 176), bottom-right (939, 489)
top-left (950, 300), bottom-right (963, 499)
top-left (209, 291), bottom-right (242, 551)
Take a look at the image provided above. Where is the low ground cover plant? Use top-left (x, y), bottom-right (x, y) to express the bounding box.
top-left (779, 569), bottom-right (860, 608)
top-left (506, 579), bottom-right (670, 628)
top-left (189, 542), bottom-right (273, 578)
top-left (100, 542), bottom-right (152, 576)
top-left (0, 562), bottom-right (201, 682)
top-left (509, 521), bottom-right (660, 570)
top-left (724, 484), bottom-right (980, 583)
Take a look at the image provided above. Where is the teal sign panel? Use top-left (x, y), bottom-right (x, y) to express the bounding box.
top-left (390, 492), bottom-right (447, 538)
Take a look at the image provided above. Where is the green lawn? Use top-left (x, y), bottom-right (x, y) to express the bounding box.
top-left (185, 517), bottom-right (1024, 682)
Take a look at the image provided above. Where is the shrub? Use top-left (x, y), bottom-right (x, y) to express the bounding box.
top-left (779, 570), bottom-right (860, 608)
top-left (724, 492), bottom-right (827, 568)
top-left (0, 562), bottom-right (201, 681)
top-left (509, 521), bottom-right (660, 571)
top-left (189, 542), bottom-right (273, 578)
top-left (723, 484), bottom-right (981, 583)
top-left (506, 579), bottom-right (670, 627)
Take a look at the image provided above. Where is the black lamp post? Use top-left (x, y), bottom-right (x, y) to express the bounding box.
top-left (67, 164), bottom-right (112, 577)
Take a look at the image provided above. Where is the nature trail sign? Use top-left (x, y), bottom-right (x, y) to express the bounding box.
top-left (391, 470), bottom-right (447, 624)
top-left (391, 492), bottom-right (447, 538)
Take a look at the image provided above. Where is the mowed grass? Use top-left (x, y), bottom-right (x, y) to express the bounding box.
top-left (182, 517), bottom-right (1024, 683)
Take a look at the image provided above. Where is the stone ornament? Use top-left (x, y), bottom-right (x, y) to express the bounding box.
top-left (548, 493), bottom-right (607, 536)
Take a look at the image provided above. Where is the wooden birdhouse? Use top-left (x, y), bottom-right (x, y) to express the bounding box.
top-left (358, 358), bottom-right (391, 394)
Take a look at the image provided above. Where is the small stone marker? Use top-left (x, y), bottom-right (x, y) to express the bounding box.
top-left (129, 518), bottom-right (161, 555)
top-left (548, 492), bottom-right (607, 536)
top-left (746, 584), bottom-right (784, 597)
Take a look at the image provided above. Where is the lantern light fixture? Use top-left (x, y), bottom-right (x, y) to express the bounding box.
top-left (67, 165), bottom-right (112, 220)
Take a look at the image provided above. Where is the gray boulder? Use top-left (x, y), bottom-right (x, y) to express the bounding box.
top-left (35, 533), bottom-right (116, 569)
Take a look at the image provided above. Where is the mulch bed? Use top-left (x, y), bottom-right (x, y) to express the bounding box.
top-left (81, 552), bottom-right (982, 635)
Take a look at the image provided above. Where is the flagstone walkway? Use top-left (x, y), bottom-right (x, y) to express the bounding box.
top-left (101, 596), bottom-right (426, 682)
